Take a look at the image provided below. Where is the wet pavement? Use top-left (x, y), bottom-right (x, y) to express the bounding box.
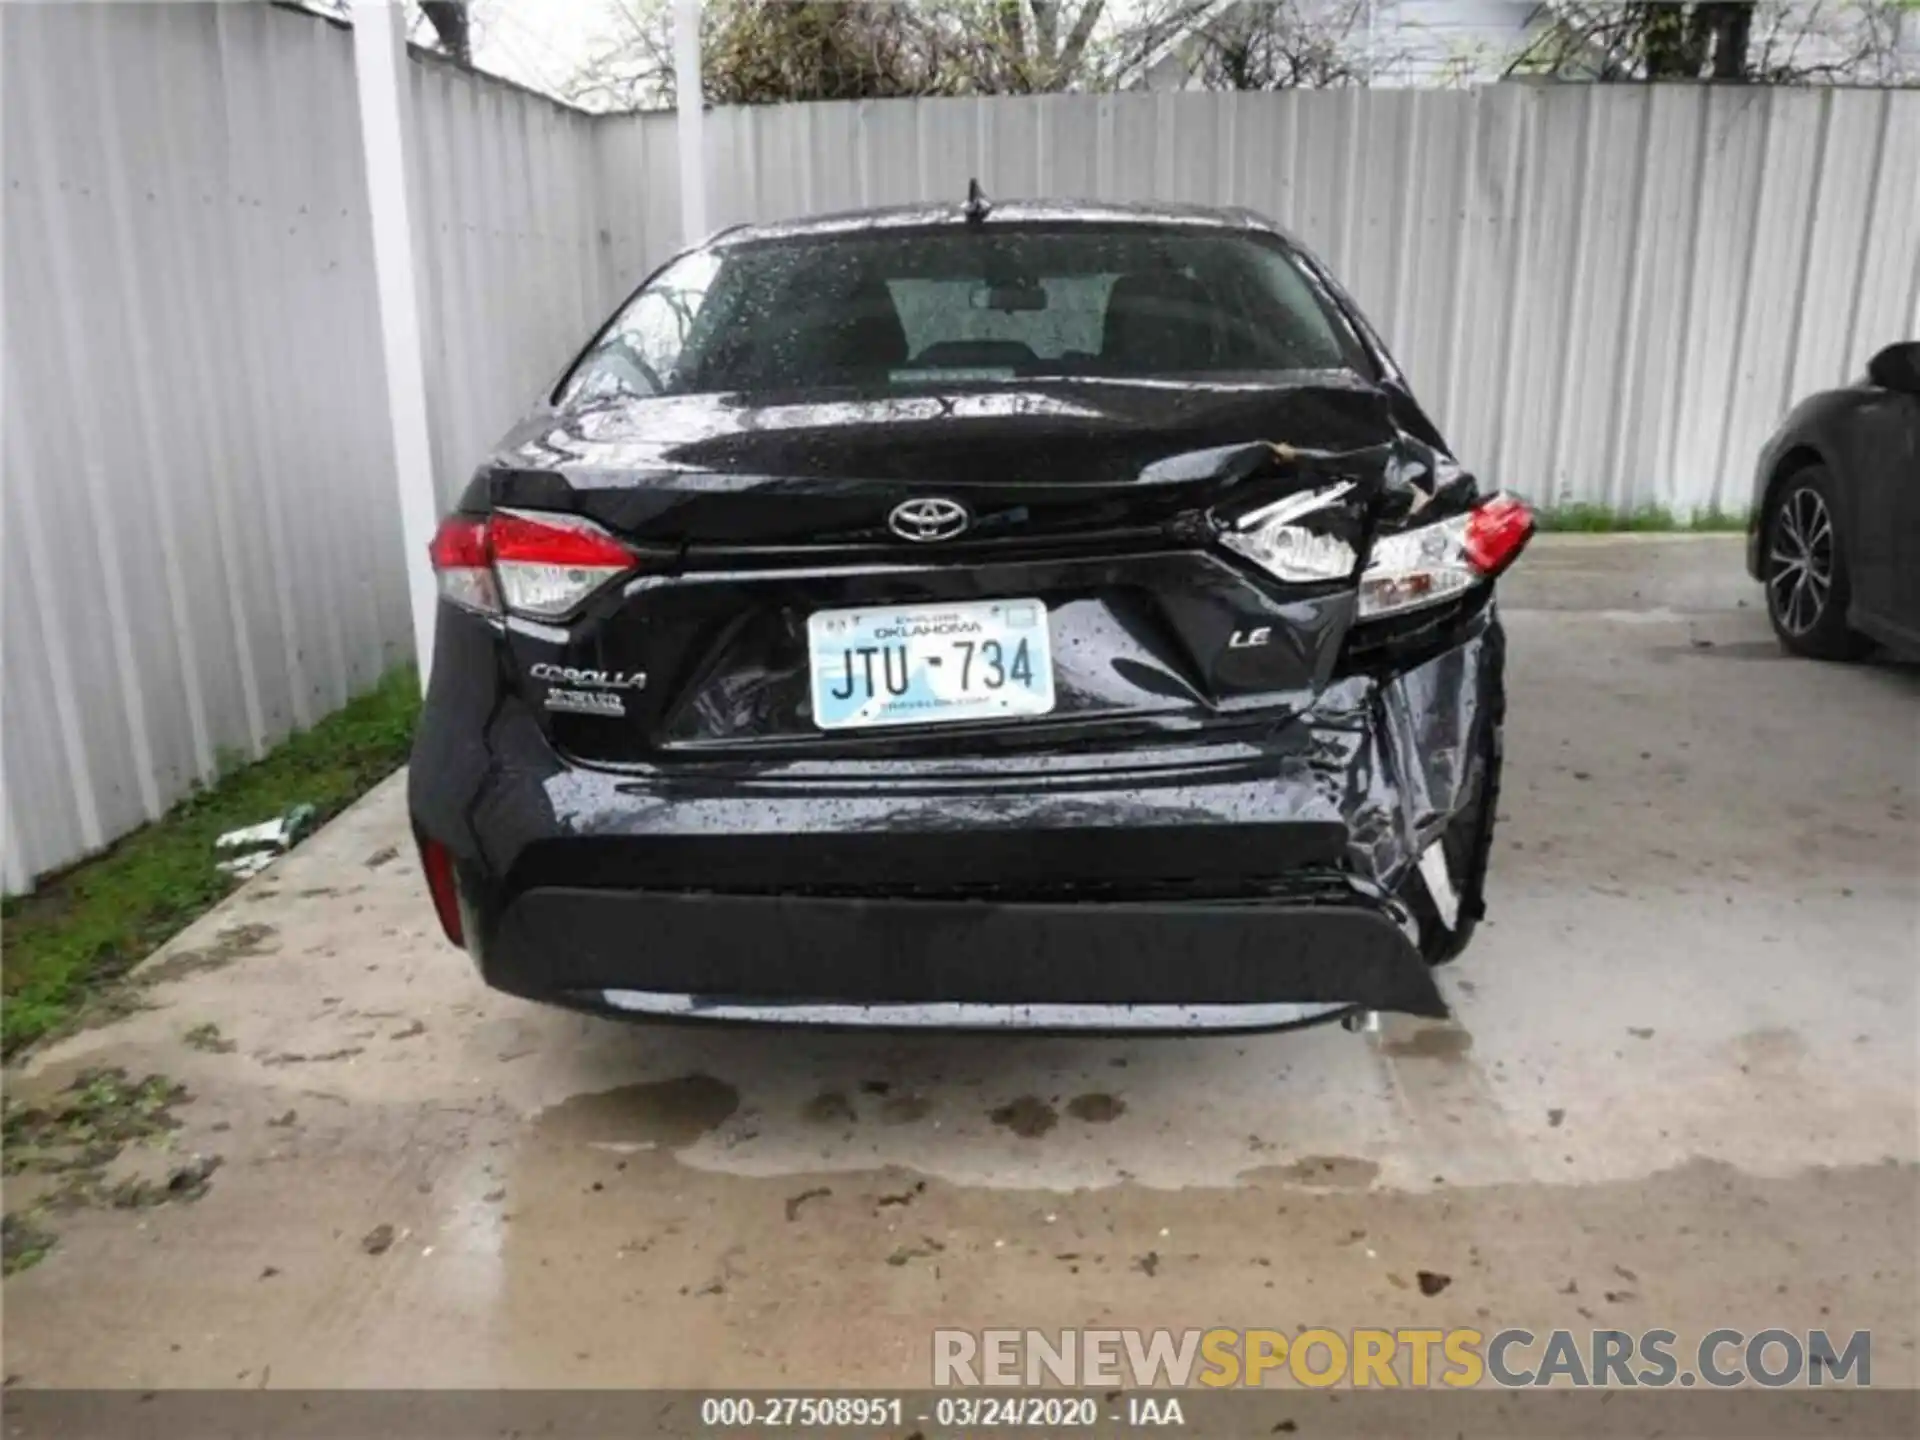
top-left (4, 535), bottom-right (1915, 1390)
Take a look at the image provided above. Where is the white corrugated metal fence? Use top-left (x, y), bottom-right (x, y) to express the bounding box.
top-left (4, 2), bottom-right (403, 891)
top-left (1, 2), bottom-right (616, 890)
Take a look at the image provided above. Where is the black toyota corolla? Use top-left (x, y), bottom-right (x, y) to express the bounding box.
top-left (408, 197), bottom-right (1534, 1033)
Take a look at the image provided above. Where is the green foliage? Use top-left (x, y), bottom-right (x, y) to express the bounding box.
top-left (1534, 503), bottom-right (1749, 532)
top-left (1, 669), bottom-right (419, 1058)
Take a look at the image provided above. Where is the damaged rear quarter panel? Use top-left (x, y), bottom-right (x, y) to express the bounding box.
top-left (1330, 611), bottom-right (1505, 893)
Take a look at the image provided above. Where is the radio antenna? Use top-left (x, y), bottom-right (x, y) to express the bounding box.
top-left (964, 178), bottom-right (992, 224)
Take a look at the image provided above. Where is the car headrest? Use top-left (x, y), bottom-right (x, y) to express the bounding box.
top-left (826, 277), bottom-right (909, 370)
top-left (1101, 271), bottom-right (1217, 370)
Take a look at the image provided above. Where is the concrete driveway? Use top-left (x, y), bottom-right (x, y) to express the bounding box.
top-left (4, 536), bottom-right (1915, 1392)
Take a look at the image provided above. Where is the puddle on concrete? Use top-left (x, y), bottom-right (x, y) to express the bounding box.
top-left (988, 1096), bottom-right (1058, 1139)
top-left (801, 1091), bottom-right (856, 1125)
top-left (537, 1074), bottom-right (739, 1151)
top-left (1378, 1024), bottom-right (1475, 1061)
top-left (478, 1117), bottom-right (1920, 1389)
top-left (1065, 1093), bottom-right (1125, 1123)
top-left (878, 1095), bottom-right (931, 1125)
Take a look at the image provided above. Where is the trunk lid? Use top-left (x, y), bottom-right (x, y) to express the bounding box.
top-left (480, 377), bottom-right (1412, 762)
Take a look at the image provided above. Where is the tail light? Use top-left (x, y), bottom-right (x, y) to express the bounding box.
top-left (1357, 494), bottom-right (1534, 619)
top-left (1218, 482), bottom-right (1361, 582)
top-left (417, 836), bottom-right (464, 947)
top-left (428, 515), bottom-right (498, 616)
top-left (427, 509), bottom-right (637, 621)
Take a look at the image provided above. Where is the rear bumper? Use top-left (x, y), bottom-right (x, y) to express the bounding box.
top-left (479, 886), bottom-right (1444, 1021)
top-left (410, 605), bottom-right (1505, 1029)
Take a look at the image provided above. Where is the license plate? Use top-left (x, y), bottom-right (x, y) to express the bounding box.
top-left (807, 599), bottom-right (1055, 731)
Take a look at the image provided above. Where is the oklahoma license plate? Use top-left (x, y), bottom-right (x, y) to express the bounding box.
top-left (807, 599), bottom-right (1055, 731)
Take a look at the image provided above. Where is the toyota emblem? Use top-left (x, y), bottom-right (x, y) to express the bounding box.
top-left (888, 496), bottom-right (971, 543)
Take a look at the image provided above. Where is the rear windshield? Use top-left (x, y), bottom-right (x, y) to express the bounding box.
top-left (558, 224), bottom-right (1363, 404)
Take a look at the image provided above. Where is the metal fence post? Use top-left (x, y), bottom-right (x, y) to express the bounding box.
top-left (675, 0), bottom-right (707, 243)
top-left (351, 0), bottom-right (440, 689)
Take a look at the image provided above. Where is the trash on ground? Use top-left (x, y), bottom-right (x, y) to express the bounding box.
top-left (214, 805), bottom-right (319, 879)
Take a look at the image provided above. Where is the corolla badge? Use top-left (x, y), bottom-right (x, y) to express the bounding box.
top-left (529, 664), bottom-right (646, 689)
top-left (530, 663), bottom-right (645, 718)
top-left (888, 497), bottom-right (971, 543)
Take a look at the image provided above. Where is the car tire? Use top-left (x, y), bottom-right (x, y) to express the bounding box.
top-left (1764, 466), bottom-right (1873, 661)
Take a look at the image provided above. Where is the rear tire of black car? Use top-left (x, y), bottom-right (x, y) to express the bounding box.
top-left (1764, 466), bottom-right (1873, 662)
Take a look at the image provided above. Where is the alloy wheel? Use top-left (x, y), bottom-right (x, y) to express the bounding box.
top-left (1767, 485), bottom-right (1834, 637)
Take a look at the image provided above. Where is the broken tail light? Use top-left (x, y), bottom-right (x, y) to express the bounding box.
top-left (1217, 482), bottom-right (1362, 583)
top-left (1357, 494), bottom-right (1534, 619)
top-left (428, 509), bottom-right (639, 621)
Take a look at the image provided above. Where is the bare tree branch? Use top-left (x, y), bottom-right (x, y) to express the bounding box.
top-left (1184, 0), bottom-right (1407, 90)
top-left (1058, 0), bottom-right (1108, 79)
top-left (1506, 1), bottom-right (1911, 85)
top-left (559, 0), bottom-right (1914, 111)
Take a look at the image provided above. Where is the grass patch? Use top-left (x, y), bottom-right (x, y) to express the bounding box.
top-left (2, 1068), bottom-right (189, 1174)
top-left (3, 1066), bottom-right (213, 1273)
top-left (180, 1022), bottom-right (235, 1055)
top-left (1535, 503), bottom-right (1750, 533)
top-left (1, 668), bottom-right (419, 1059)
top-left (2, 1212), bottom-right (57, 1276)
